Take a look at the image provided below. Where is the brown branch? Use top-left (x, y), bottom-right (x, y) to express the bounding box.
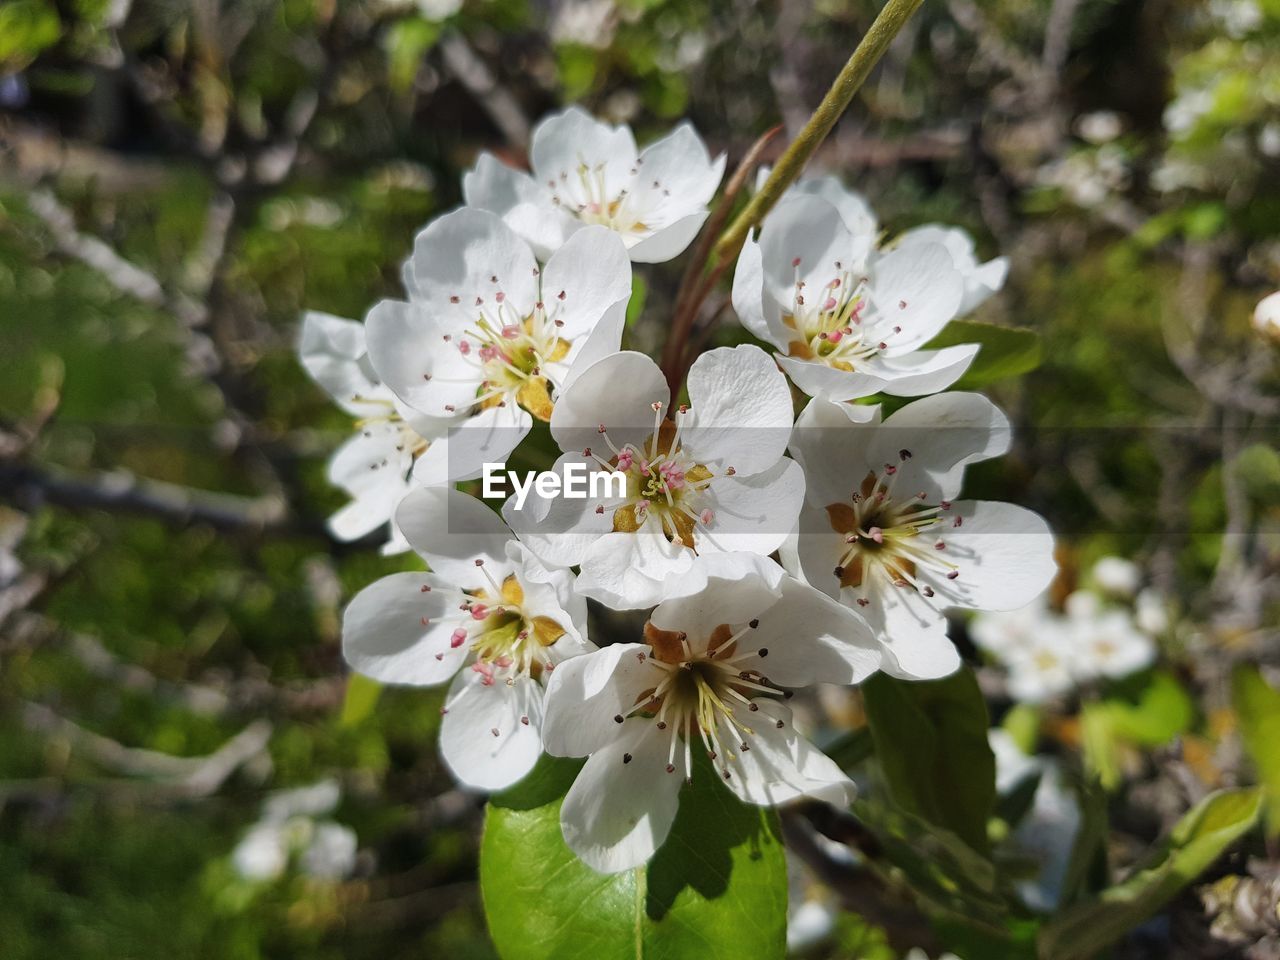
top-left (0, 462), bottom-right (298, 535)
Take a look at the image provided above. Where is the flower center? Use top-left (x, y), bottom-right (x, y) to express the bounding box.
top-left (548, 161), bottom-right (650, 237)
top-left (352, 400), bottom-right (431, 465)
top-left (584, 402), bottom-right (721, 548)
top-left (427, 564), bottom-right (567, 686)
top-left (613, 621), bottom-right (787, 782)
top-left (442, 289), bottom-right (571, 422)
top-left (781, 260), bottom-right (904, 371)
top-left (826, 456), bottom-right (961, 606)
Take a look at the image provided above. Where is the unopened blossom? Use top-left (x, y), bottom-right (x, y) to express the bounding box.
top-left (541, 553), bottom-right (879, 873)
top-left (507, 344), bottom-right (805, 609)
top-left (463, 106), bottom-right (725, 262)
top-left (785, 392), bottom-right (1056, 679)
top-left (366, 209), bottom-right (632, 482)
top-left (343, 487), bottom-right (591, 790)
top-left (298, 311), bottom-right (447, 553)
top-left (733, 194), bottom-right (976, 400)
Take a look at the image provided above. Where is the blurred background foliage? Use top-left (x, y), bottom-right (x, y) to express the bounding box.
top-left (0, 0), bottom-right (1278, 957)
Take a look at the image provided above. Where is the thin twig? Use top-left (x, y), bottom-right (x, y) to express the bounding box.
top-left (439, 32), bottom-right (530, 151)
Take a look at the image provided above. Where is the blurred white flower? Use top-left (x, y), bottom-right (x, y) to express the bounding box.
top-left (1164, 88), bottom-right (1214, 137)
top-left (231, 780), bottom-right (358, 883)
top-left (1003, 625), bottom-right (1078, 704)
top-left (989, 730), bottom-right (1081, 912)
top-left (1253, 291), bottom-right (1280, 342)
top-left (1134, 588), bottom-right (1170, 636)
top-left (551, 0), bottom-right (617, 49)
top-left (1091, 555), bottom-right (1141, 597)
top-left (302, 822), bottom-right (359, 880)
top-left (1207, 0), bottom-right (1263, 37)
top-left (463, 107), bottom-right (725, 262)
top-left (1259, 123), bottom-right (1280, 159)
top-left (417, 0), bottom-right (463, 21)
top-left (1037, 145), bottom-right (1129, 208)
top-left (0, 508), bottom-right (27, 589)
top-left (1076, 110), bottom-right (1124, 145)
top-left (1066, 595), bottom-right (1156, 680)
top-left (787, 899), bottom-right (838, 952)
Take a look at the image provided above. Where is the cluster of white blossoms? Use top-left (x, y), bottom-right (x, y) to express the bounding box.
top-left (970, 556), bottom-right (1164, 704)
top-left (300, 108), bottom-right (1058, 873)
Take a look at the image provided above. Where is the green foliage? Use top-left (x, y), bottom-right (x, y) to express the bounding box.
top-left (1082, 672), bottom-right (1195, 790)
top-left (862, 668), bottom-right (996, 854)
top-left (1038, 788), bottom-right (1263, 960)
top-left (1232, 666), bottom-right (1280, 838)
top-left (0, 0), bottom-right (60, 66)
top-left (481, 755), bottom-right (787, 960)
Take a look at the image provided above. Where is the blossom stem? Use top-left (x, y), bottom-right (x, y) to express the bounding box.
top-left (711, 0), bottom-right (925, 266)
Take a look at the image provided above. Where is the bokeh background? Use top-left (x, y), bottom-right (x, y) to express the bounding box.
top-left (1, 0), bottom-right (1278, 957)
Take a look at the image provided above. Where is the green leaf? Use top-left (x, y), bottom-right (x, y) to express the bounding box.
top-left (1083, 672), bottom-right (1195, 790)
top-left (1235, 443), bottom-right (1280, 504)
top-left (0, 0), bottom-right (61, 64)
top-left (1038, 788), bottom-right (1262, 960)
top-left (481, 754), bottom-right (788, 960)
top-left (862, 668), bottom-right (996, 853)
top-left (1107, 671), bottom-right (1195, 745)
top-left (924, 320), bottom-right (1042, 387)
top-left (339, 673), bottom-right (382, 727)
top-left (385, 18), bottom-right (441, 93)
top-left (1232, 666), bottom-right (1280, 837)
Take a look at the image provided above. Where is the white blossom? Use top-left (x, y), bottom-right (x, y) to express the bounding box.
top-left (463, 107), bottom-right (725, 262)
top-left (298, 311), bottom-right (447, 553)
top-left (733, 194), bottom-right (978, 400)
top-left (541, 553), bottom-right (879, 872)
top-left (343, 487), bottom-right (592, 791)
top-left (1090, 555), bottom-right (1141, 597)
top-left (786, 393), bottom-right (1057, 679)
top-left (507, 344), bottom-right (806, 609)
top-left (366, 209), bottom-right (632, 482)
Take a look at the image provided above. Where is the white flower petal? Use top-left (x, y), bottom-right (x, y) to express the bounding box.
top-left (696, 458), bottom-right (805, 558)
top-left (559, 720), bottom-right (683, 873)
top-left (298, 311), bottom-right (389, 416)
top-left (365, 297), bottom-right (477, 416)
top-left (776, 353), bottom-right (892, 401)
top-left (540, 225), bottom-right (632, 343)
top-left (625, 211), bottom-right (709, 262)
top-left (549, 350), bottom-right (670, 455)
top-left (791, 397), bottom-right (881, 508)
top-left (440, 670), bottom-right (544, 791)
top-left (922, 500), bottom-right (1057, 612)
top-left (683, 344), bottom-right (794, 476)
top-left (759, 195), bottom-right (854, 309)
top-left (431, 401), bottom-right (533, 483)
top-left (867, 392), bottom-right (1011, 502)
top-left (530, 106), bottom-right (638, 202)
top-left (406, 207), bottom-right (538, 317)
top-left (630, 123), bottom-right (724, 219)
top-left (868, 241), bottom-right (964, 351)
top-left (542, 643), bottom-right (658, 757)
top-left (575, 525), bottom-right (694, 609)
top-left (722, 699), bottom-right (857, 808)
top-left (746, 576), bottom-right (880, 685)
top-left (648, 553), bottom-right (786, 640)
top-left (872, 344), bottom-right (980, 398)
top-left (342, 571), bottom-right (467, 685)
top-left (732, 234), bottom-right (789, 349)
top-left (395, 486), bottom-right (514, 585)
